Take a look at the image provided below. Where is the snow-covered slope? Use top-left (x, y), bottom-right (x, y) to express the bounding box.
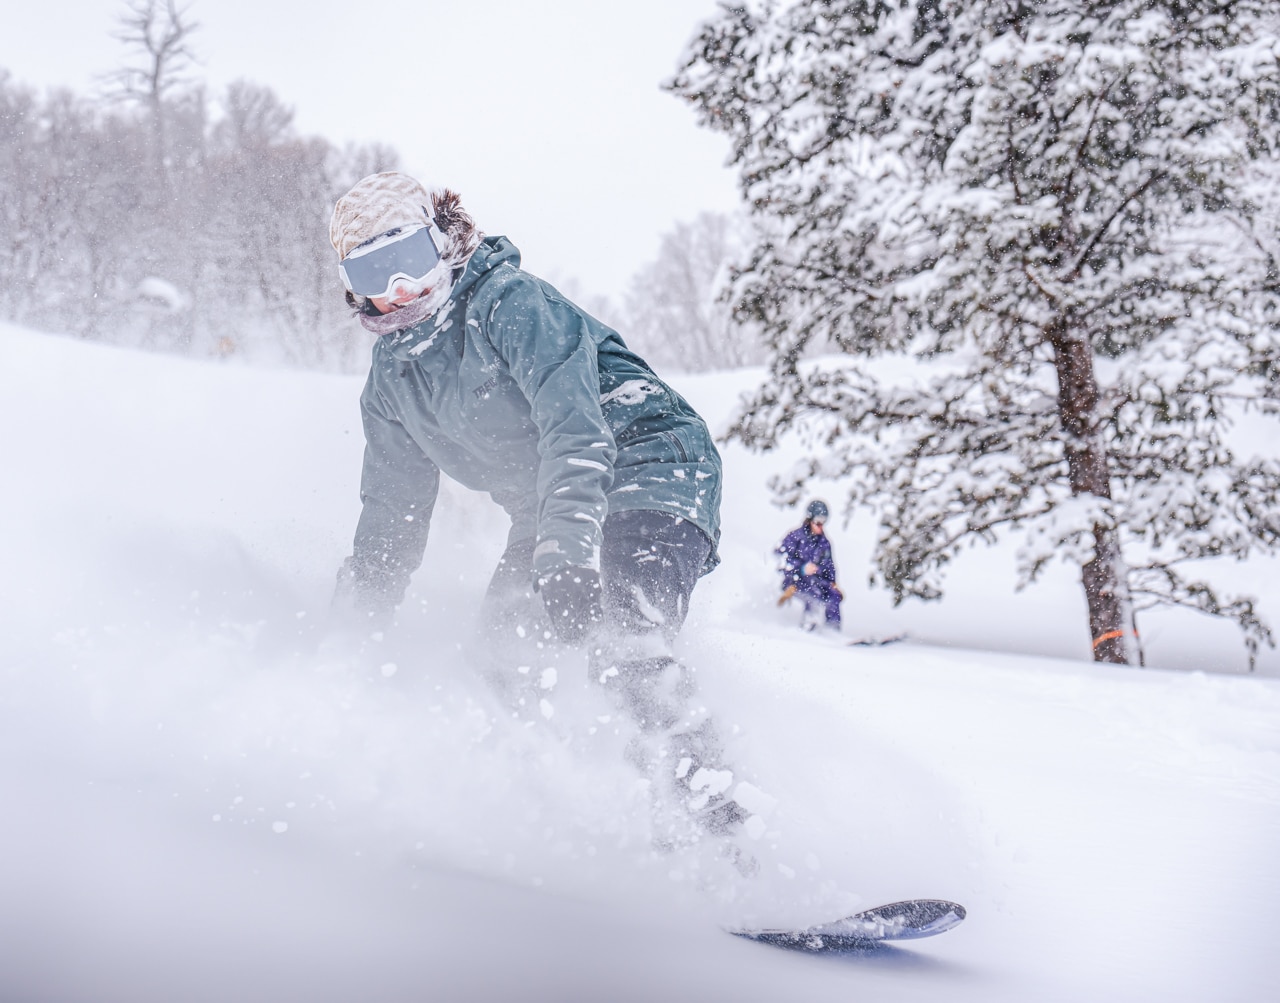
top-left (2, 323), bottom-right (1277, 1002)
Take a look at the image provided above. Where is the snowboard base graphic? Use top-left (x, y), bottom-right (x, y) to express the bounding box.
top-left (847, 633), bottom-right (908, 647)
top-left (732, 898), bottom-right (965, 951)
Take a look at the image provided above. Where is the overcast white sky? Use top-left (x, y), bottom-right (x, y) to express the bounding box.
top-left (2, 0), bottom-right (740, 302)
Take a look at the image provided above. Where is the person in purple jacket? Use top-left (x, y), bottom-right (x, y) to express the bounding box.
top-left (776, 500), bottom-right (843, 631)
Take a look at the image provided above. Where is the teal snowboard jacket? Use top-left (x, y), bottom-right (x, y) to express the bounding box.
top-left (347, 235), bottom-right (722, 609)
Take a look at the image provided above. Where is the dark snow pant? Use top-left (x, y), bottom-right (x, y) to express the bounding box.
top-left (797, 578), bottom-right (843, 627)
top-left (589, 512), bottom-right (740, 838)
top-left (590, 511), bottom-right (711, 732)
top-left (597, 509), bottom-right (709, 644)
top-left (481, 509), bottom-right (709, 651)
top-left (482, 512), bottom-right (737, 834)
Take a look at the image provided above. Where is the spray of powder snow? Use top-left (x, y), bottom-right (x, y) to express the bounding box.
top-left (0, 323), bottom-right (974, 936)
top-left (13, 511), bottom-right (966, 930)
top-left (4, 506), bottom-right (811, 926)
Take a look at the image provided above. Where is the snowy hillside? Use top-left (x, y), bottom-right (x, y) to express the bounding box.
top-left (2, 322), bottom-right (1277, 1002)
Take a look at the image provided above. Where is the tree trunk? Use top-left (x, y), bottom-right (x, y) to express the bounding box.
top-left (1049, 322), bottom-right (1138, 665)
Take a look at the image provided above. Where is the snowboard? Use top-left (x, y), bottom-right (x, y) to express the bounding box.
top-left (847, 633), bottom-right (908, 647)
top-left (732, 898), bottom-right (965, 951)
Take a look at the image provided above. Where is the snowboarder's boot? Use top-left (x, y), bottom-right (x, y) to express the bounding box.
top-left (597, 654), bottom-right (697, 734)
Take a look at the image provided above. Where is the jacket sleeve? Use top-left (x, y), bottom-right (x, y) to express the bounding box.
top-left (340, 384), bottom-right (440, 617)
top-left (485, 278), bottom-right (616, 582)
top-left (777, 530), bottom-right (804, 587)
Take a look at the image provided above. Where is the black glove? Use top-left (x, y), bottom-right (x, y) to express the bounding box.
top-left (538, 568), bottom-right (604, 643)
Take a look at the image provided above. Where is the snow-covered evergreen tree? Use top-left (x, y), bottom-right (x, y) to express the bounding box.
top-left (671, 0), bottom-right (1280, 665)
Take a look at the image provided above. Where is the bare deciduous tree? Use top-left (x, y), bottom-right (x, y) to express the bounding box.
top-left (102, 0), bottom-right (201, 177)
top-left (0, 65), bottom-right (394, 370)
top-left (623, 212), bottom-right (765, 373)
top-left (213, 80), bottom-right (296, 152)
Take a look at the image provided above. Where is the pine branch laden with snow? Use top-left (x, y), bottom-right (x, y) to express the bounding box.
top-left (672, 0), bottom-right (1280, 666)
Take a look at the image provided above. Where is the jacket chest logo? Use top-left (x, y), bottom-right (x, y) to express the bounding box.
top-left (471, 376), bottom-right (498, 399)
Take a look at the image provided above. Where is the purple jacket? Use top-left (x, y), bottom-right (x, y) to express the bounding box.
top-left (777, 524), bottom-right (836, 589)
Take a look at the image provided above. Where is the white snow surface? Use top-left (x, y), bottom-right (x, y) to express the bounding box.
top-left (2, 321), bottom-right (1278, 1002)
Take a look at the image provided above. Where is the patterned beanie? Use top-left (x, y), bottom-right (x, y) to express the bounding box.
top-left (329, 172), bottom-right (436, 260)
top-left (330, 172), bottom-right (483, 277)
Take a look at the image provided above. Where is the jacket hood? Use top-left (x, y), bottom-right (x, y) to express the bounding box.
top-left (380, 236), bottom-right (522, 360)
top-left (448, 234), bottom-right (521, 301)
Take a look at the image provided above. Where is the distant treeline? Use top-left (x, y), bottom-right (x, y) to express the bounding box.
top-left (0, 0), bottom-right (764, 373)
top-left (0, 68), bottom-right (396, 369)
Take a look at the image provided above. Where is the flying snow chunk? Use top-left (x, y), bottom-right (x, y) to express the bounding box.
top-left (272, 821), bottom-right (288, 834)
top-left (689, 767), bottom-right (733, 796)
top-left (732, 781), bottom-right (778, 816)
top-left (380, 662), bottom-right (398, 678)
top-left (539, 699), bottom-right (554, 719)
top-left (540, 667), bottom-right (557, 690)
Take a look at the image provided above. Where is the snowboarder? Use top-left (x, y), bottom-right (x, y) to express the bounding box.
top-left (327, 172), bottom-right (738, 836)
top-left (776, 500), bottom-right (843, 631)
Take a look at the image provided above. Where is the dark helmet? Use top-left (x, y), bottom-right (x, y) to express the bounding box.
top-left (806, 500), bottom-right (829, 521)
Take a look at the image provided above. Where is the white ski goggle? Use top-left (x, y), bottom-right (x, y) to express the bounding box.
top-left (338, 223), bottom-right (442, 299)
